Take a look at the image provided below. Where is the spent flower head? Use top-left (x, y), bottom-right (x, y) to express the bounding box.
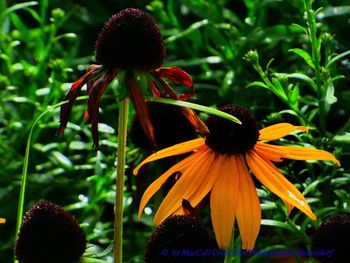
top-left (312, 214), bottom-right (350, 263)
top-left (14, 200), bottom-right (86, 263)
top-left (58, 8), bottom-right (206, 147)
top-left (145, 211), bottom-right (216, 263)
top-left (134, 104), bottom-right (340, 250)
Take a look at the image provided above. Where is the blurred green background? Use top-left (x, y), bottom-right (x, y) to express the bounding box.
top-left (0, 0), bottom-right (349, 262)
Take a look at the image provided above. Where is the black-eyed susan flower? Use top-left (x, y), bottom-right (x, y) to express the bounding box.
top-left (14, 200), bottom-right (86, 263)
top-left (0, 218), bottom-right (5, 223)
top-left (312, 214), bottom-right (350, 263)
top-left (58, 8), bottom-right (206, 147)
top-left (134, 104), bottom-right (340, 250)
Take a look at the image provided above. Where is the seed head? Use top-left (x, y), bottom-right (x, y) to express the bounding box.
top-left (95, 8), bottom-right (166, 70)
top-left (312, 214), bottom-right (350, 263)
top-left (205, 104), bottom-right (259, 155)
top-left (144, 215), bottom-right (217, 262)
top-left (14, 200), bottom-right (86, 263)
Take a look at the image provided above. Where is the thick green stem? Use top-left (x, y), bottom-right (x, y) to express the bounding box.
top-left (114, 98), bottom-right (129, 263)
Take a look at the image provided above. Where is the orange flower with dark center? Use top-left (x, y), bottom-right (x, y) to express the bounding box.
top-left (58, 8), bottom-right (206, 147)
top-left (134, 104), bottom-right (340, 250)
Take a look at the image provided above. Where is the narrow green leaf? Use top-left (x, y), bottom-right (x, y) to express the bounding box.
top-left (287, 73), bottom-right (318, 92)
top-left (246, 81), bottom-right (270, 89)
top-left (0, 1), bottom-right (38, 20)
top-left (165, 19), bottom-right (209, 43)
top-left (146, 97), bottom-right (241, 124)
top-left (326, 50), bottom-right (350, 68)
top-left (261, 219), bottom-right (300, 232)
top-left (289, 48), bottom-right (315, 69)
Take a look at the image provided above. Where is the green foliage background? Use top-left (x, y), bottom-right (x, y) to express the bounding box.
top-left (0, 0), bottom-right (349, 262)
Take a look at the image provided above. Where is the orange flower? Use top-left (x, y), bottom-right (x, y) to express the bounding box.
top-left (0, 218), bottom-right (5, 224)
top-left (58, 8), bottom-right (206, 147)
top-left (134, 104), bottom-right (340, 250)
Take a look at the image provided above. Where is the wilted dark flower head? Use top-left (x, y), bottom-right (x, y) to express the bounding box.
top-left (58, 8), bottom-right (207, 148)
top-left (205, 104), bottom-right (259, 155)
top-left (14, 200), bottom-right (86, 263)
top-left (144, 214), bottom-right (217, 263)
top-left (96, 8), bottom-right (165, 70)
top-left (312, 214), bottom-right (350, 263)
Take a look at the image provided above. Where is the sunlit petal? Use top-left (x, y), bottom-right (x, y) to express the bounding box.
top-left (259, 123), bottom-right (308, 141)
top-left (133, 138), bottom-right (206, 175)
top-left (235, 155), bottom-right (261, 251)
top-left (210, 155), bottom-right (239, 248)
top-left (254, 142), bottom-right (286, 162)
top-left (281, 198), bottom-right (295, 216)
top-left (153, 149), bottom-right (214, 225)
top-left (246, 150), bottom-right (316, 220)
top-left (138, 150), bottom-right (206, 219)
top-left (185, 152), bottom-right (222, 207)
top-left (267, 145), bottom-right (340, 166)
top-left (0, 218), bottom-right (5, 224)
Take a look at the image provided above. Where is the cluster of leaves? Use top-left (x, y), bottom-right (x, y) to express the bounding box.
top-left (0, 0), bottom-right (349, 262)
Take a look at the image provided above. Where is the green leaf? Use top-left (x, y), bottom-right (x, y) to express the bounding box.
top-left (325, 82), bottom-right (337, 105)
top-left (261, 219), bottom-right (299, 232)
top-left (326, 50), bottom-right (350, 68)
top-left (0, 1), bottom-right (38, 20)
top-left (146, 97), bottom-right (241, 124)
top-left (287, 73), bottom-right (318, 92)
top-left (271, 78), bottom-right (288, 102)
top-left (246, 81), bottom-right (270, 89)
top-left (332, 133), bottom-right (350, 144)
top-left (289, 48), bottom-right (315, 69)
top-left (317, 6), bottom-right (350, 19)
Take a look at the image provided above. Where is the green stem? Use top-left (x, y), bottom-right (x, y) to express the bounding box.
top-left (114, 98), bottom-right (129, 263)
top-left (13, 96), bottom-right (88, 263)
top-left (305, 0), bottom-right (326, 132)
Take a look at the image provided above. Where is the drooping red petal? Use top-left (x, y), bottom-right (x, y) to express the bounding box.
top-left (126, 72), bottom-right (156, 147)
top-left (181, 107), bottom-right (209, 136)
top-left (58, 65), bottom-right (102, 135)
top-left (150, 80), bottom-right (161, 97)
top-left (86, 69), bottom-right (119, 147)
top-left (155, 67), bottom-right (194, 100)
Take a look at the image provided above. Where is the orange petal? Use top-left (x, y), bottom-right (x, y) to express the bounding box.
top-left (181, 107), bottom-right (209, 136)
top-left (0, 218), bottom-right (5, 224)
top-left (153, 149), bottom-right (214, 225)
top-left (267, 145), bottom-right (340, 166)
top-left (138, 149), bottom-right (205, 219)
top-left (259, 123), bottom-right (308, 141)
top-left (133, 138), bottom-right (205, 175)
top-left (254, 142), bottom-right (285, 162)
top-left (235, 155), bottom-right (261, 251)
top-left (210, 155), bottom-right (239, 249)
top-left (184, 152), bottom-right (221, 207)
top-left (246, 150), bottom-right (316, 220)
top-left (281, 198), bottom-right (295, 216)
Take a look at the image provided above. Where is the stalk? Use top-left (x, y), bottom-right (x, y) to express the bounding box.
top-left (113, 98), bottom-right (129, 263)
